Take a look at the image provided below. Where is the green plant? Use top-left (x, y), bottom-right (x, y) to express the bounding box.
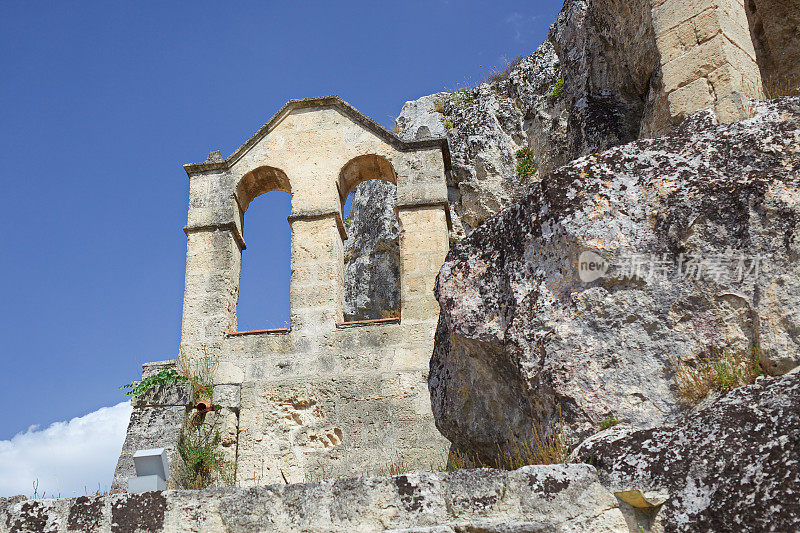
top-left (179, 345), bottom-right (218, 402)
top-left (671, 344), bottom-right (764, 405)
top-left (599, 413), bottom-right (619, 430)
top-left (177, 425), bottom-right (234, 489)
top-left (547, 78), bottom-right (565, 101)
top-left (432, 98), bottom-right (445, 114)
top-left (119, 368), bottom-right (188, 397)
top-left (443, 118), bottom-right (454, 129)
top-left (344, 216), bottom-right (353, 228)
top-left (515, 148), bottom-right (537, 179)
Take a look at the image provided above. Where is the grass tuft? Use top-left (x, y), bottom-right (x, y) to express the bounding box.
top-left (599, 413), bottom-right (619, 430)
top-left (763, 75), bottom-right (800, 99)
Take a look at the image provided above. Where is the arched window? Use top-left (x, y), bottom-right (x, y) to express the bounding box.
top-left (234, 166), bottom-right (291, 331)
top-left (338, 156), bottom-right (400, 322)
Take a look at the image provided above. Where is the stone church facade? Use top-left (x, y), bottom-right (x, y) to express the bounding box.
top-left (113, 96), bottom-right (452, 490)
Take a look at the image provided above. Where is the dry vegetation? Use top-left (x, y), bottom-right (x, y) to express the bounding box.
top-left (670, 345), bottom-right (764, 405)
top-left (763, 75), bottom-right (800, 99)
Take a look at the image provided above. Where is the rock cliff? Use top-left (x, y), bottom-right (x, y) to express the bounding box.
top-left (397, 41), bottom-right (569, 238)
top-left (431, 97), bottom-right (800, 459)
top-left (343, 180), bottom-right (400, 321)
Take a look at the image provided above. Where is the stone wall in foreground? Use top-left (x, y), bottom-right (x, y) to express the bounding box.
top-left (2, 465), bottom-right (634, 533)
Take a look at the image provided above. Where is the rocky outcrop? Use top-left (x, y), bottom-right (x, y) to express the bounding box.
top-left (549, 0), bottom-right (667, 147)
top-left (431, 97), bottom-right (800, 460)
top-left (396, 41), bottom-right (569, 238)
top-left (573, 371), bottom-right (800, 532)
top-left (745, 0), bottom-right (800, 89)
top-left (343, 180), bottom-right (400, 321)
top-left (2, 465), bottom-right (631, 532)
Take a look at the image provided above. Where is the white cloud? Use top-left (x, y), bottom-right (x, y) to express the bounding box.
top-left (0, 402), bottom-right (132, 497)
top-left (505, 11), bottom-right (541, 44)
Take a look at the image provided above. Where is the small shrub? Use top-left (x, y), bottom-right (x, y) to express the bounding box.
top-left (432, 98), bottom-right (445, 114)
top-left (344, 216), bottom-right (353, 228)
top-left (487, 54), bottom-right (526, 84)
top-left (443, 118), bottom-right (454, 129)
top-left (547, 78), bottom-right (565, 101)
top-left (177, 425), bottom-right (234, 489)
top-left (671, 344), bottom-right (764, 405)
top-left (119, 368), bottom-right (188, 397)
top-left (515, 148), bottom-right (537, 179)
top-left (393, 124), bottom-right (401, 134)
top-left (599, 413), bottom-right (619, 430)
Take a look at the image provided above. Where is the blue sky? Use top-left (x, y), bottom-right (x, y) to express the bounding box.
top-left (0, 0), bottom-right (562, 494)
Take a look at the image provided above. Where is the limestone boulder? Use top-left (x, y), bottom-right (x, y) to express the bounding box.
top-left (573, 371), bottom-right (800, 532)
top-left (431, 97), bottom-right (800, 459)
top-left (343, 179), bottom-right (400, 321)
top-left (396, 41), bottom-right (568, 238)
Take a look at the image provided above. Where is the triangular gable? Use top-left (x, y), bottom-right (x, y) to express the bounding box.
top-left (184, 95), bottom-right (450, 175)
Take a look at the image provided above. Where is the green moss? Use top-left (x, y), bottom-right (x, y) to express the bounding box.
top-left (515, 148), bottom-right (537, 179)
top-left (547, 78), bottom-right (565, 101)
top-left (599, 414), bottom-right (619, 430)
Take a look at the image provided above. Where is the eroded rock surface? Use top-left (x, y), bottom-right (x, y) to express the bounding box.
top-left (431, 97), bottom-right (800, 459)
top-left (573, 371), bottom-right (800, 532)
top-left (396, 41), bottom-right (569, 237)
top-left (343, 179), bottom-right (400, 321)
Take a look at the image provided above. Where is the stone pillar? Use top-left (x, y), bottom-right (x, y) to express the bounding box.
top-left (651, 0), bottom-right (763, 125)
top-left (180, 228), bottom-right (242, 344)
top-left (180, 166), bottom-right (243, 353)
top-left (397, 205), bottom-right (450, 323)
top-left (288, 212), bottom-right (345, 331)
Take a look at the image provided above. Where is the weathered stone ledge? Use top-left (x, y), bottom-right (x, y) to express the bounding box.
top-left (2, 464), bottom-right (632, 532)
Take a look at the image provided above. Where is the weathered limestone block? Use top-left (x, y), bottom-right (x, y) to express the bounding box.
top-left (235, 370), bottom-right (448, 486)
top-left (573, 372), bottom-right (800, 532)
top-left (1, 465), bottom-right (630, 532)
top-left (431, 98), bottom-right (800, 460)
top-left (111, 405), bottom-right (185, 493)
top-left (113, 361), bottom-right (191, 493)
